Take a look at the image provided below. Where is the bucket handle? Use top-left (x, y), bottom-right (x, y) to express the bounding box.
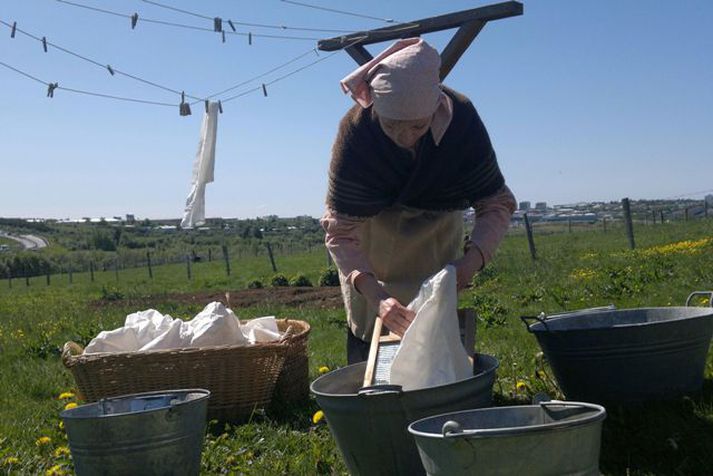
top-left (358, 384), bottom-right (403, 397)
top-left (685, 291), bottom-right (713, 308)
top-left (520, 314), bottom-right (550, 332)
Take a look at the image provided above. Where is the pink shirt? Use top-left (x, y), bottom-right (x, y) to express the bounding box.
top-left (321, 185), bottom-right (516, 285)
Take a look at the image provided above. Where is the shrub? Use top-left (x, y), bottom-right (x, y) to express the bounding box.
top-left (247, 279), bottom-right (263, 289)
top-left (289, 274), bottom-right (313, 287)
top-left (270, 273), bottom-right (289, 287)
top-left (318, 267), bottom-right (340, 287)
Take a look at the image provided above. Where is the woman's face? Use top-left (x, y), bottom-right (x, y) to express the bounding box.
top-left (378, 115), bottom-right (432, 150)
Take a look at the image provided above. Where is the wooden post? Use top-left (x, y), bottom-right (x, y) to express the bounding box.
top-left (146, 251), bottom-right (153, 279)
top-left (684, 207), bottom-right (689, 222)
top-left (90, 261), bottom-right (95, 282)
top-left (185, 255), bottom-right (192, 280)
top-left (622, 198), bottom-right (635, 250)
top-left (266, 242), bottom-right (277, 272)
top-left (660, 210), bottom-right (664, 224)
top-left (222, 245), bottom-right (231, 276)
top-left (652, 210), bottom-right (656, 225)
top-left (208, 248), bottom-right (212, 262)
top-left (25, 275), bottom-right (30, 287)
top-left (523, 213), bottom-right (536, 261)
top-left (46, 271), bottom-right (50, 286)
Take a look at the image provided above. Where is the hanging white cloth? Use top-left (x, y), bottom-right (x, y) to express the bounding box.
top-left (181, 101), bottom-right (219, 228)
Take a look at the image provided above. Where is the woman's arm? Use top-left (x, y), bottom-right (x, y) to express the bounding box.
top-left (320, 209), bottom-right (416, 336)
top-left (453, 185), bottom-right (517, 289)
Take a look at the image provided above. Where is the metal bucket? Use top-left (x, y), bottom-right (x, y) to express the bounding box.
top-left (60, 389), bottom-right (210, 476)
top-left (521, 292), bottom-right (713, 402)
top-left (408, 401), bottom-right (606, 476)
top-left (310, 353), bottom-right (498, 476)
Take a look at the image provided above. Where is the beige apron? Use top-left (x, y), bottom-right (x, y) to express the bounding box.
top-left (340, 205), bottom-right (463, 341)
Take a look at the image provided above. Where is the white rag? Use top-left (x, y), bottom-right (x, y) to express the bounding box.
top-left (181, 101), bottom-right (219, 229)
top-left (389, 265), bottom-right (472, 391)
top-left (83, 302), bottom-right (281, 354)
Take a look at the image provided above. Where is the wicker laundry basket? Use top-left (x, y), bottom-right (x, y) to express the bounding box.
top-left (62, 325), bottom-right (297, 422)
top-left (272, 319), bottom-right (311, 406)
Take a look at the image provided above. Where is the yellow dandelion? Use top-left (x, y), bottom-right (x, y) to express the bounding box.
top-left (58, 420), bottom-right (65, 431)
top-left (36, 436), bottom-right (52, 446)
top-left (225, 455), bottom-right (237, 465)
top-left (53, 446), bottom-right (71, 458)
top-left (515, 381), bottom-right (527, 392)
top-left (318, 366), bottom-right (330, 374)
top-left (312, 410), bottom-right (325, 424)
top-left (57, 392), bottom-right (75, 400)
top-left (46, 464), bottom-right (66, 476)
top-left (535, 370), bottom-right (545, 379)
top-left (64, 402), bottom-right (78, 411)
top-left (3, 456), bottom-right (20, 466)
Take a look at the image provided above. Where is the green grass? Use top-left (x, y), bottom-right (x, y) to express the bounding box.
top-left (1, 220), bottom-right (713, 474)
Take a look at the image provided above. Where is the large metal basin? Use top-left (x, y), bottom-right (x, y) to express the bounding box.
top-left (310, 353), bottom-right (498, 476)
top-left (60, 389), bottom-right (210, 476)
top-left (522, 294), bottom-right (713, 402)
top-left (408, 401), bottom-right (606, 476)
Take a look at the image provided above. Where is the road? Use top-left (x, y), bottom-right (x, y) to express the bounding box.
top-left (0, 230), bottom-right (48, 250)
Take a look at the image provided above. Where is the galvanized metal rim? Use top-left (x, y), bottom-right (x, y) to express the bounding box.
top-left (60, 388), bottom-right (211, 420)
top-left (529, 306), bottom-right (713, 333)
top-left (310, 353), bottom-right (499, 398)
top-left (407, 401), bottom-right (606, 439)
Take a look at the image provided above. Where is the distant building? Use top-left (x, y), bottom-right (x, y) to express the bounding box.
top-left (518, 201), bottom-right (531, 211)
top-left (535, 202), bottom-right (547, 211)
top-left (126, 214), bottom-right (136, 224)
top-left (706, 194), bottom-right (713, 206)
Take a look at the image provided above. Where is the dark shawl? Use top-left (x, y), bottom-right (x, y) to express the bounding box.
top-left (326, 86), bottom-right (504, 217)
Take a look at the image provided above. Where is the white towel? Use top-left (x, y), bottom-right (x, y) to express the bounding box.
top-left (181, 101), bottom-right (219, 229)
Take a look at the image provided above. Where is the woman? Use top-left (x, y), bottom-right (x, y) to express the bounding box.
top-left (321, 38), bottom-right (516, 364)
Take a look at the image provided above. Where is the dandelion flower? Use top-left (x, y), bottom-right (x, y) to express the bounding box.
top-left (515, 381), bottom-right (527, 392)
top-left (53, 446), bottom-right (71, 458)
top-left (35, 436), bottom-right (52, 446)
top-left (64, 402), bottom-right (78, 411)
top-left (58, 420), bottom-right (65, 431)
top-left (318, 366), bottom-right (330, 374)
top-left (312, 410), bottom-right (325, 424)
top-left (57, 392), bottom-right (75, 400)
top-left (46, 464), bottom-right (66, 476)
top-left (3, 456), bottom-right (20, 466)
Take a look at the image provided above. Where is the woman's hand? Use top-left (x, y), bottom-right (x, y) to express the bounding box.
top-left (378, 297), bottom-right (416, 337)
top-left (354, 272), bottom-right (416, 337)
top-left (452, 246), bottom-right (484, 291)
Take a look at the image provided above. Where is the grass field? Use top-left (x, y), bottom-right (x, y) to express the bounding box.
top-left (1, 219), bottom-right (712, 475)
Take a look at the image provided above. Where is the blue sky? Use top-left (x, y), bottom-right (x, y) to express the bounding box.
top-left (1, 0), bottom-right (711, 219)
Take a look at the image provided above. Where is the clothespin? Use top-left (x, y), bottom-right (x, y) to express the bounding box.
top-left (42, 36), bottom-right (48, 53)
top-left (179, 91), bottom-right (191, 116)
top-left (10, 22), bottom-right (16, 38)
top-left (47, 82), bottom-right (58, 98)
top-left (217, 100), bottom-right (223, 114)
top-left (221, 31), bottom-right (226, 43)
top-left (106, 65), bottom-right (115, 76)
top-left (131, 13), bottom-right (139, 30)
top-left (227, 20), bottom-right (236, 32)
top-left (248, 32), bottom-right (252, 45)
top-left (262, 83), bottom-right (268, 97)
top-left (204, 100), bottom-right (209, 113)
top-left (213, 17), bottom-right (222, 32)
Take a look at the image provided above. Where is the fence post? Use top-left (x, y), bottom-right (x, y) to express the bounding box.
top-left (90, 261), bottom-right (95, 282)
top-left (523, 213), bottom-right (537, 261)
top-left (146, 251), bottom-right (153, 279)
top-left (265, 242), bottom-right (277, 272)
top-left (46, 271), bottom-right (50, 286)
top-left (622, 197), bottom-right (635, 250)
top-left (186, 255), bottom-right (192, 280)
top-left (660, 210), bottom-right (664, 224)
top-left (208, 248), bottom-right (212, 262)
top-left (222, 245), bottom-right (231, 276)
top-left (684, 207), bottom-right (689, 222)
top-left (25, 275), bottom-right (30, 287)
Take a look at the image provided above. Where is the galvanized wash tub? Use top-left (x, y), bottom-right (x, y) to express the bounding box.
top-left (310, 353), bottom-right (498, 476)
top-left (60, 389), bottom-right (210, 476)
top-left (522, 293), bottom-right (713, 402)
top-left (408, 401), bottom-right (606, 476)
